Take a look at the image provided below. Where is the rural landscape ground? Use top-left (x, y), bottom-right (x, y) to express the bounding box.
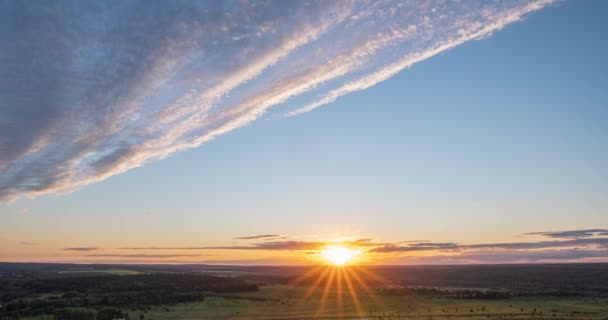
top-left (1, 263), bottom-right (607, 320)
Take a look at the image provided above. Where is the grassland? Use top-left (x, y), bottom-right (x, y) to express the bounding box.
top-left (58, 268), bottom-right (142, 275)
top-left (4, 263), bottom-right (608, 320)
top-left (131, 285), bottom-right (608, 320)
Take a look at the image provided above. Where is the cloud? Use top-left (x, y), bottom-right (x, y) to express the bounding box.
top-left (120, 239), bottom-right (387, 251)
top-left (466, 238), bottom-right (608, 250)
top-left (208, 241), bottom-right (328, 251)
top-left (118, 247), bottom-right (209, 250)
top-left (120, 241), bottom-right (327, 251)
top-left (371, 242), bottom-right (460, 253)
top-left (86, 254), bottom-right (203, 258)
top-left (0, 1), bottom-right (555, 202)
top-left (403, 249), bottom-right (608, 265)
top-left (370, 237), bottom-right (608, 253)
top-left (234, 234), bottom-right (281, 240)
top-left (368, 231), bottom-right (608, 264)
top-left (107, 228), bottom-right (608, 263)
top-left (525, 229), bottom-right (608, 239)
top-left (62, 247), bottom-right (100, 252)
top-left (286, 0), bottom-right (557, 116)
top-left (19, 241), bottom-right (34, 245)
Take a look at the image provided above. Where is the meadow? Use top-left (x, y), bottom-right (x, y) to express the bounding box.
top-left (132, 285), bottom-right (608, 320)
top-left (2, 263), bottom-right (608, 320)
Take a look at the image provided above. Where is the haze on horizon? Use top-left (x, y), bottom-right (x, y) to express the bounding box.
top-left (0, 0), bottom-right (607, 266)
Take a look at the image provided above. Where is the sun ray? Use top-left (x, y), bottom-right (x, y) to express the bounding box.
top-left (343, 267), bottom-right (364, 316)
top-left (315, 267), bottom-right (337, 317)
top-left (355, 265), bottom-right (396, 287)
top-left (288, 265), bottom-right (324, 286)
top-left (335, 268), bottom-right (344, 319)
top-left (298, 266), bottom-right (332, 306)
top-left (347, 266), bottom-right (383, 307)
top-left (268, 265), bottom-right (325, 301)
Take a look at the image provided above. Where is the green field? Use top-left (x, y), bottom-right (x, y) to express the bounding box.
top-left (129, 285), bottom-right (608, 320)
top-left (58, 268), bottom-right (142, 275)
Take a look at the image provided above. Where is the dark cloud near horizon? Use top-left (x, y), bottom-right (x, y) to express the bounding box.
top-left (207, 241), bottom-right (327, 251)
top-left (526, 229), bottom-right (608, 239)
top-left (233, 234), bottom-right (280, 240)
top-left (118, 247), bottom-right (209, 250)
top-left (93, 228), bottom-right (608, 263)
top-left (119, 239), bottom-right (387, 251)
top-left (371, 238), bottom-right (608, 253)
top-left (370, 228), bottom-right (608, 253)
top-left (19, 241), bottom-right (34, 245)
top-left (466, 238), bottom-right (608, 250)
top-left (119, 241), bottom-right (327, 251)
top-left (117, 228), bottom-right (608, 256)
top-left (86, 254), bottom-right (203, 258)
top-left (370, 242), bottom-right (460, 253)
top-left (408, 249), bottom-right (608, 264)
top-left (63, 247), bottom-right (100, 252)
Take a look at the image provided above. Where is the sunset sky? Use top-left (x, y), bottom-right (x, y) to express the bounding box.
top-left (1, 0), bottom-right (607, 265)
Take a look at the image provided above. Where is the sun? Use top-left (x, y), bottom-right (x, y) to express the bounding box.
top-left (320, 245), bottom-right (361, 266)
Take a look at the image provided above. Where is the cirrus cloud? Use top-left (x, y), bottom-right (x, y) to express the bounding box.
top-left (0, 0), bottom-right (555, 202)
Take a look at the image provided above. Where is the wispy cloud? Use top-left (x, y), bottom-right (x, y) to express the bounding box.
top-left (234, 234), bottom-right (281, 240)
top-left (371, 242), bottom-right (460, 253)
top-left (205, 241), bottom-right (328, 251)
top-left (120, 238), bottom-right (386, 251)
top-left (86, 254), bottom-right (203, 258)
top-left (118, 247), bottom-right (209, 250)
top-left (62, 247), bottom-right (100, 252)
top-left (525, 229), bottom-right (608, 239)
top-left (120, 241), bottom-right (327, 251)
top-left (0, 1), bottom-right (555, 202)
top-left (370, 233), bottom-right (608, 253)
top-left (286, 0), bottom-right (556, 116)
top-left (401, 249), bottom-right (608, 265)
top-left (19, 241), bottom-right (34, 245)
top-left (111, 229), bottom-right (608, 264)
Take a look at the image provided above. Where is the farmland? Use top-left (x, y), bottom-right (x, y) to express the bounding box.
top-left (2, 263), bottom-right (608, 320)
top-left (130, 285), bottom-right (608, 320)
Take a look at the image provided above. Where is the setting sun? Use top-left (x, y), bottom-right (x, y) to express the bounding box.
top-left (321, 245), bottom-right (361, 266)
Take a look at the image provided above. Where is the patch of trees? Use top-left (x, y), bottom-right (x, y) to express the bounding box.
top-left (54, 308), bottom-right (95, 320)
top-left (23, 273), bottom-right (258, 294)
top-left (379, 286), bottom-right (604, 299)
top-left (380, 287), bottom-right (516, 299)
top-left (370, 264), bottom-right (608, 296)
top-left (96, 291), bottom-right (206, 307)
top-left (96, 308), bottom-right (130, 320)
top-left (1, 296), bottom-right (92, 318)
top-left (0, 273), bottom-right (258, 319)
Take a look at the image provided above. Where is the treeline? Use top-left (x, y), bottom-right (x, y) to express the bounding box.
top-left (379, 287), bottom-right (514, 299)
top-left (52, 307), bottom-right (129, 320)
top-left (0, 273), bottom-right (258, 319)
top-left (0, 291), bottom-right (205, 318)
top-left (379, 286), bottom-right (606, 299)
top-left (371, 264), bottom-right (608, 296)
top-left (23, 273), bottom-right (258, 294)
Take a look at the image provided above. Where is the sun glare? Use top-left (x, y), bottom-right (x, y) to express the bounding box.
top-left (321, 245), bottom-right (361, 266)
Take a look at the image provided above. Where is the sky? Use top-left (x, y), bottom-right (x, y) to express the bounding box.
top-left (0, 0), bottom-right (607, 265)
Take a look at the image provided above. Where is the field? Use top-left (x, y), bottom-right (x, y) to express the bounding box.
top-left (132, 285), bottom-right (608, 320)
top-left (3, 263), bottom-right (608, 320)
top-left (58, 268), bottom-right (142, 275)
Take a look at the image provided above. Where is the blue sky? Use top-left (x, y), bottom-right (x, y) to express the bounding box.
top-left (0, 0), bottom-right (607, 264)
